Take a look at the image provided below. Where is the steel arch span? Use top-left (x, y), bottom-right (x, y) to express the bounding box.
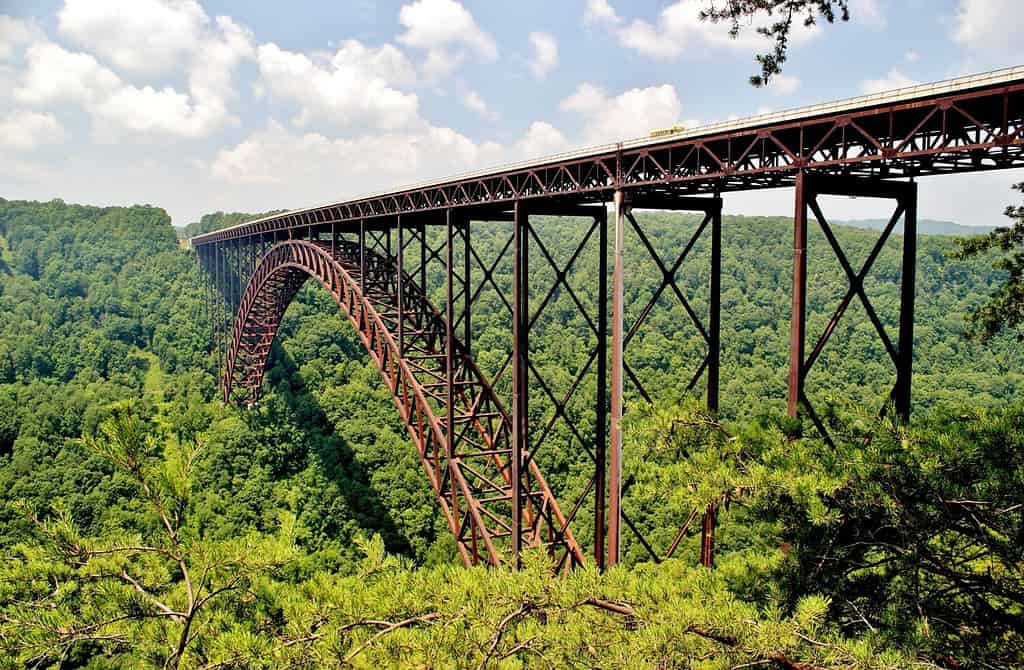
top-left (223, 238), bottom-right (585, 569)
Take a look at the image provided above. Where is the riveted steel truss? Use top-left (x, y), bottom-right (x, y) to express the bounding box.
top-left (192, 77), bottom-right (1024, 247)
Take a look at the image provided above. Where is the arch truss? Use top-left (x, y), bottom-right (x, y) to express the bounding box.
top-left (220, 237), bottom-right (585, 568)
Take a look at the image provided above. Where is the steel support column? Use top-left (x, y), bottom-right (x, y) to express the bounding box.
top-left (463, 219), bottom-right (471, 354)
top-left (511, 201), bottom-right (528, 565)
top-left (707, 205), bottom-right (722, 414)
top-left (788, 172), bottom-right (810, 419)
top-left (894, 184), bottom-right (918, 422)
top-left (701, 202), bottom-right (722, 569)
top-left (607, 190), bottom-right (627, 568)
top-left (445, 209), bottom-right (459, 534)
top-left (595, 206), bottom-right (609, 570)
top-left (359, 219), bottom-right (366, 294)
top-left (397, 216), bottom-right (404, 357)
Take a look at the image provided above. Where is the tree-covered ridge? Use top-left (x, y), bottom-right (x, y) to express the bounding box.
top-left (0, 198), bottom-right (1021, 667)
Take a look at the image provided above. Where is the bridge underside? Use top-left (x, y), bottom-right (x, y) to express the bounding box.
top-left (193, 71), bottom-right (1024, 570)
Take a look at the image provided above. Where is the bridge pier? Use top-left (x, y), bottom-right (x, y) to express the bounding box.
top-left (606, 190), bottom-right (723, 569)
top-left (788, 172), bottom-right (918, 436)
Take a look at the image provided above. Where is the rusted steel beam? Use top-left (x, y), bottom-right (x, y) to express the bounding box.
top-left (595, 206), bottom-right (608, 571)
top-left (707, 200), bottom-right (723, 413)
top-left (607, 189), bottom-right (626, 568)
top-left (397, 216), bottom-right (404, 357)
top-left (895, 183), bottom-right (918, 422)
top-left (445, 209), bottom-right (459, 535)
top-left (511, 200), bottom-right (527, 565)
top-left (463, 217), bottom-right (471, 354)
top-left (788, 172), bottom-right (809, 419)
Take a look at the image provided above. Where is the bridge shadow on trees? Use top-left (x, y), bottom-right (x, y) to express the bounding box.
top-left (253, 285), bottom-right (451, 565)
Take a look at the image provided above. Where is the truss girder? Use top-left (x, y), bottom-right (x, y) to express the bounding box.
top-left (193, 82), bottom-right (1024, 246)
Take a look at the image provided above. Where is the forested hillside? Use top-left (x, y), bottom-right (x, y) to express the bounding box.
top-left (0, 198), bottom-right (1020, 668)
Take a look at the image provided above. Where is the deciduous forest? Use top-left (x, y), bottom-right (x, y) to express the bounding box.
top-left (0, 197), bottom-right (1021, 668)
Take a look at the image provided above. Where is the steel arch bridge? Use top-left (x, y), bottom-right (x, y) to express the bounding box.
top-left (192, 67), bottom-right (1024, 570)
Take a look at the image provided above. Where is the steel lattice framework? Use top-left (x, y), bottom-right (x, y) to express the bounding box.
top-left (193, 67), bottom-right (1024, 570)
top-left (222, 238), bottom-right (584, 567)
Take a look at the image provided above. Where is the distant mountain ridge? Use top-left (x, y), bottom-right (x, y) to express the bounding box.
top-left (837, 218), bottom-right (994, 236)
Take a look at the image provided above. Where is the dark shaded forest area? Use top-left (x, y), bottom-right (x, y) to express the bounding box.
top-left (0, 198), bottom-right (1020, 668)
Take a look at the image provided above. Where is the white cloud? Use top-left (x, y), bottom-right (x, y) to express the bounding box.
top-left (515, 121), bottom-right (570, 157)
top-left (420, 48), bottom-right (463, 79)
top-left (528, 32), bottom-right (558, 78)
top-left (904, 50), bottom-right (920, 63)
top-left (15, 37), bottom-right (246, 139)
top-left (210, 119), bottom-right (503, 188)
top-left (91, 84), bottom-right (229, 138)
top-left (57, 0), bottom-right (208, 74)
top-left (767, 73), bottom-right (800, 95)
top-left (0, 110), bottom-right (66, 149)
top-left (0, 15), bottom-right (42, 61)
top-left (862, 68), bottom-right (918, 94)
top-left (951, 0), bottom-right (1022, 54)
top-left (613, 0), bottom-right (819, 61)
top-left (256, 41), bottom-right (419, 129)
top-left (583, 0), bottom-right (620, 25)
top-left (462, 90), bottom-right (498, 121)
top-left (14, 41), bottom-right (121, 106)
top-left (398, 0), bottom-right (497, 76)
top-left (560, 83), bottom-right (682, 144)
top-left (189, 17), bottom-right (255, 103)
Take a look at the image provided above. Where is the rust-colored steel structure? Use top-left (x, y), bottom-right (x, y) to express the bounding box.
top-left (193, 67), bottom-right (1024, 570)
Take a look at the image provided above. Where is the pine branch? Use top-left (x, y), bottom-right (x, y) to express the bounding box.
top-left (477, 603), bottom-right (536, 670)
top-left (342, 612), bottom-right (442, 662)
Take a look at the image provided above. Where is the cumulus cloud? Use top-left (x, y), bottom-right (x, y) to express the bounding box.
top-left (256, 41), bottom-right (419, 129)
top-left (862, 68), bottom-right (918, 94)
top-left (560, 83), bottom-right (683, 144)
top-left (0, 109), bottom-right (66, 149)
top-left (951, 0), bottom-right (1023, 56)
top-left (606, 0), bottom-right (818, 61)
top-left (90, 84), bottom-right (230, 137)
top-left (190, 17), bottom-right (255, 104)
top-left (515, 121), bottom-right (570, 158)
top-left (210, 119), bottom-right (503, 188)
top-left (57, 0), bottom-right (208, 74)
top-left (14, 41), bottom-right (121, 106)
top-left (583, 0), bottom-right (620, 25)
top-left (767, 73), bottom-right (801, 95)
top-left (462, 90), bottom-right (498, 121)
top-left (528, 32), bottom-right (558, 78)
top-left (0, 15), bottom-right (43, 60)
top-left (15, 32), bottom-right (249, 139)
top-left (398, 0), bottom-right (496, 78)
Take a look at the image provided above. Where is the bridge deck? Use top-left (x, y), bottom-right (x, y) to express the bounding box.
top-left (191, 65), bottom-right (1024, 246)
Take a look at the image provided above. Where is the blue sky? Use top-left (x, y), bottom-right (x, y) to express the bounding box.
top-left (0, 0), bottom-right (1021, 226)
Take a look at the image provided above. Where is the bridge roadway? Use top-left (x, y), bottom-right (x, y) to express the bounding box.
top-left (191, 66), bottom-right (1024, 571)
